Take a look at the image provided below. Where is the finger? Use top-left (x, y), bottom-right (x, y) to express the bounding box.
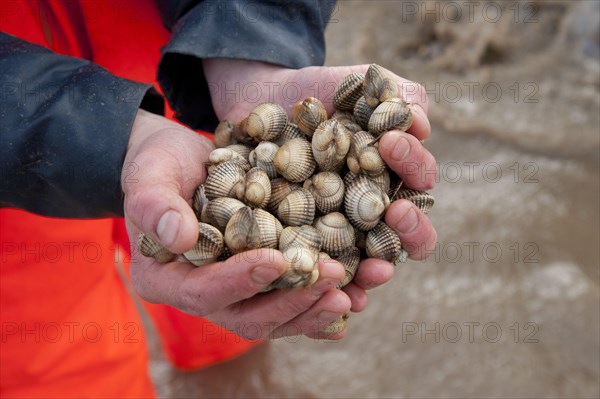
top-left (378, 130), bottom-right (438, 190)
top-left (269, 288), bottom-right (351, 339)
top-left (384, 200), bottom-right (437, 260)
top-left (342, 282), bottom-right (369, 312)
top-left (130, 248), bottom-right (288, 316)
top-left (209, 258), bottom-right (345, 338)
top-left (123, 130), bottom-right (211, 253)
top-left (353, 259), bottom-right (395, 290)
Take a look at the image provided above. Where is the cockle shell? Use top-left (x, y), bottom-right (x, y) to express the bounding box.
top-left (204, 197), bottom-right (246, 233)
top-left (270, 246), bottom-right (319, 289)
top-left (208, 148), bottom-right (251, 173)
top-left (366, 221), bottom-right (407, 266)
top-left (331, 111), bottom-right (362, 133)
top-left (311, 119), bottom-right (352, 172)
top-left (274, 123), bottom-right (305, 146)
top-left (293, 97), bottom-right (328, 138)
top-left (313, 212), bottom-right (356, 256)
top-left (249, 142), bottom-right (279, 179)
top-left (321, 313), bottom-right (349, 334)
top-left (224, 207), bottom-right (281, 254)
top-left (183, 223), bottom-right (224, 266)
top-left (225, 144), bottom-right (253, 161)
top-left (192, 184), bottom-right (208, 221)
top-left (273, 137), bottom-right (316, 182)
top-left (214, 120), bottom-right (236, 148)
top-left (243, 103), bottom-right (287, 141)
top-left (204, 161), bottom-right (246, 201)
top-left (267, 178), bottom-right (302, 213)
top-left (303, 172), bottom-right (345, 214)
top-left (138, 232), bottom-right (175, 263)
top-left (347, 130), bottom-right (385, 176)
top-left (333, 72), bottom-right (365, 111)
top-left (335, 247), bottom-right (361, 288)
top-left (279, 225), bottom-right (322, 252)
top-left (369, 169), bottom-right (392, 196)
top-left (244, 167), bottom-right (271, 208)
top-left (277, 188), bottom-right (316, 226)
top-left (368, 98), bottom-right (413, 137)
top-left (363, 64), bottom-right (399, 107)
top-left (353, 96), bottom-right (376, 131)
top-left (344, 175), bottom-right (390, 231)
top-left (392, 188), bottom-right (435, 214)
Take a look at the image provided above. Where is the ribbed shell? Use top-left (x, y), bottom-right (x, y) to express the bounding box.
top-left (270, 247), bottom-right (319, 289)
top-left (214, 120), bottom-right (236, 148)
top-left (208, 148), bottom-right (251, 172)
top-left (369, 169), bottom-right (392, 195)
top-left (368, 98), bottom-right (413, 137)
top-left (279, 226), bottom-right (322, 252)
top-left (224, 207), bottom-right (261, 253)
top-left (331, 111), bottom-right (362, 133)
top-left (244, 103), bottom-right (287, 141)
top-left (366, 222), bottom-right (407, 266)
top-left (303, 172), bottom-right (345, 214)
top-left (321, 313), bottom-right (349, 334)
top-left (311, 119), bottom-right (351, 172)
top-left (392, 189), bottom-right (435, 214)
top-left (138, 232), bottom-right (175, 263)
top-left (353, 96), bottom-right (376, 130)
top-left (358, 145), bottom-right (386, 177)
top-left (204, 161), bottom-right (246, 200)
top-left (277, 188), bottom-right (316, 226)
top-left (192, 184), bottom-right (208, 221)
top-left (249, 142), bottom-right (279, 179)
top-left (335, 247), bottom-right (361, 288)
top-left (244, 167), bottom-right (271, 208)
top-left (217, 245), bottom-right (234, 262)
top-left (273, 138), bottom-right (316, 182)
top-left (267, 178), bottom-right (302, 213)
top-left (225, 144), bottom-right (253, 161)
top-left (333, 72), bottom-right (365, 111)
top-left (183, 223), bottom-right (224, 266)
top-left (344, 175), bottom-right (390, 231)
top-left (253, 208), bottom-right (282, 249)
top-left (293, 97), bottom-right (328, 138)
top-left (274, 123), bottom-right (305, 146)
top-left (204, 197), bottom-right (246, 232)
top-left (363, 64), bottom-right (399, 107)
top-left (313, 212), bottom-right (356, 256)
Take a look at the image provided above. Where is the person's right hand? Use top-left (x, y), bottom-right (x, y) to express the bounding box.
top-left (122, 109), bottom-right (350, 340)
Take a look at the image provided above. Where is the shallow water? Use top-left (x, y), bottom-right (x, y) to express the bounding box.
top-left (150, 1), bottom-right (600, 397)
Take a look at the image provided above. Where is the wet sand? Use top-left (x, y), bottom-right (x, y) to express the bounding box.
top-left (149, 1), bottom-right (600, 397)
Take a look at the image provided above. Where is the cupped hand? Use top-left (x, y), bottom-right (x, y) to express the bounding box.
top-left (122, 110), bottom-right (349, 340)
top-left (202, 58), bottom-right (438, 299)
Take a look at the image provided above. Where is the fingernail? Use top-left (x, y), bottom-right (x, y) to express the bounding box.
top-left (311, 277), bottom-right (339, 295)
top-left (395, 206), bottom-right (419, 234)
top-left (391, 136), bottom-right (411, 162)
top-left (251, 266), bottom-right (282, 285)
top-left (317, 310), bottom-right (339, 323)
top-left (156, 210), bottom-right (181, 247)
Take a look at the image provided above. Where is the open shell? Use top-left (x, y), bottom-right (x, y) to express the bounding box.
top-left (224, 207), bottom-right (281, 254)
top-left (313, 212), bottom-right (356, 256)
top-left (303, 172), bottom-right (345, 214)
top-left (293, 97), bottom-right (328, 138)
top-left (183, 223), bottom-right (224, 266)
top-left (344, 175), bottom-right (390, 231)
top-left (311, 119), bottom-right (352, 172)
top-left (273, 137), bottom-right (316, 183)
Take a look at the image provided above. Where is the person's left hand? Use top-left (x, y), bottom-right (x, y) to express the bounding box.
top-left (203, 58), bottom-right (438, 316)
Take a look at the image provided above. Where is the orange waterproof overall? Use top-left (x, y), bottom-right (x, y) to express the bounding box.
top-left (0, 1), bottom-right (257, 397)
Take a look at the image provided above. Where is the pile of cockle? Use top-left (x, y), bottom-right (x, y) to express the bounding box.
top-left (139, 64), bottom-right (434, 330)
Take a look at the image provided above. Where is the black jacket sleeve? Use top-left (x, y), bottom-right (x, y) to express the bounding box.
top-left (0, 32), bottom-right (151, 218)
top-left (156, 0), bottom-right (336, 131)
